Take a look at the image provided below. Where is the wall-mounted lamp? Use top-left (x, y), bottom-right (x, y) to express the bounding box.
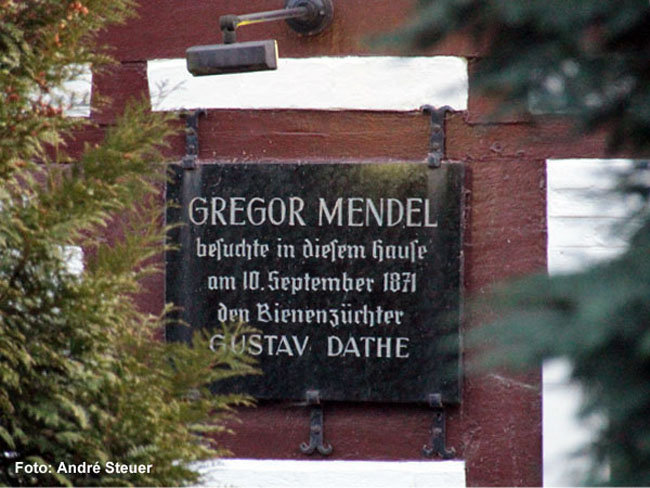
top-left (186, 0), bottom-right (334, 76)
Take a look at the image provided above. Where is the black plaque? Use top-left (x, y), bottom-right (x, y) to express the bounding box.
top-left (166, 163), bottom-right (463, 404)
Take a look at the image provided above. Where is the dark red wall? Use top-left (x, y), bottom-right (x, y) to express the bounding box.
top-left (86, 1), bottom-right (626, 485)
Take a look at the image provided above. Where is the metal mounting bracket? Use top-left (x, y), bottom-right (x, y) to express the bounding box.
top-left (421, 105), bottom-right (452, 169)
top-left (422, 393), bottom-right (455, 459)
top-left (219, 0), bottom-right (333, 43)
top-left (299, 390), bottom-right (333, 456)
top-left (181, 110), bottom-right (205, 169)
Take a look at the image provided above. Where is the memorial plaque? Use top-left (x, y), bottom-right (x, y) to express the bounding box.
top-left (166, 163), bottom-right (463, 404)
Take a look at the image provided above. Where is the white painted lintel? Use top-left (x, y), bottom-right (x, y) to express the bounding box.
top-left (192, 459), bottom-right (466, 488)
top-left (148, 56), bottom-right (468, 112)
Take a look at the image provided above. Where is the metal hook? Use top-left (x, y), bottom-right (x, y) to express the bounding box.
top-left (299, 390), bottom-right (333, 456)
top-left (422, 393), bottom-right (455, 459)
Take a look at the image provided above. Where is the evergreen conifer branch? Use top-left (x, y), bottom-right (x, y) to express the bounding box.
top-left (0, 2), bottom-right (256, 486)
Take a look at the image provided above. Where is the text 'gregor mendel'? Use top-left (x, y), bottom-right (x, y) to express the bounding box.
top-left (188, 196), bottom-right (439, 228)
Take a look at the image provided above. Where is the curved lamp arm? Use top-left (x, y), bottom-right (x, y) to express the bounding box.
top-left (220, 0), bottom-right (333, 43)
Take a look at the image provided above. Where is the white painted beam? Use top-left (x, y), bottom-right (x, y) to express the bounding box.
top-left (544, 158), bottom-right (637, 485)
top-left (44, 65), bottom-right (92, 118)
top-left (191, 459), bottom-right (466, 488)
top-left (547, 158), bottom-right (636, 275)
top-left (148, 56), bottom-right (468, 112)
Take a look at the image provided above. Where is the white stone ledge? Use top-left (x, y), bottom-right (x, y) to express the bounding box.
top-left (148, 56), bottom-right (468, 112)
top-left (191, 459), bottom-right (466, 488)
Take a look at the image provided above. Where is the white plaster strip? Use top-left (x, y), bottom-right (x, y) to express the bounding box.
top-left (61, 245), bottom-right (84, 276)
top-left (546, 158), bottom-right (633, 190)
top-left (544, 158), bottom-right (638, 486)
top-left (546, 158), bottom-right (637, 274)
top-left (191, 459), bottom-right (466, 488)
top-left (45, 64), bottom-right (92, 117)
top-left (148, 56), bottom-right (468, 112)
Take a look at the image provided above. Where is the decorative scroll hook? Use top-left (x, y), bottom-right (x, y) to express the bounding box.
top-left (422, 393), bottom-right (455, 459)
top-left (300, 390), bottom-right (333, 456)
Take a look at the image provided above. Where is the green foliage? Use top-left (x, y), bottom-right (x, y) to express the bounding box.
top-left (0, 0), bottom-right (135, 178)
top-left (390, 0), bottom-right (650, 152)
top-left (0, 1), bottom-right (256, 486)
top-left (393, 2), bottom-right (650, 485)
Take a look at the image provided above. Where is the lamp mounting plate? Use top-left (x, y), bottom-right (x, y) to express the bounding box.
top-left (285, 0), bottom-right (333, 36)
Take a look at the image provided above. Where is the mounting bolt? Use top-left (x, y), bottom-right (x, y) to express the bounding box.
top-left (285, 0), bottom-right (334, 36)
